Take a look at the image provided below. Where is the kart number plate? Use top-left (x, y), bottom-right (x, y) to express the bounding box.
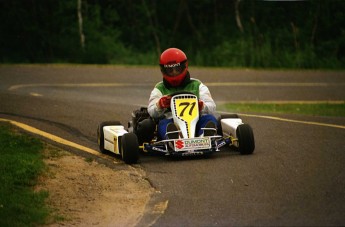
top-left (174, 138), bottom-right (211, 151)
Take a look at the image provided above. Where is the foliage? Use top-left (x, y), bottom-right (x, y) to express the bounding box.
top-left (0, 0), bottom-right (344, 68)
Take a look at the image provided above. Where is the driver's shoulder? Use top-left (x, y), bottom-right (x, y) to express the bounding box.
top-left (155, 82), bottom-right (171, 95)
top-left (154, 81), bottom-right (164, 88)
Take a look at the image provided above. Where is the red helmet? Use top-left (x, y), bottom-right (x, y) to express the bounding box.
top-left (159, 48), bottom-right (188, 87)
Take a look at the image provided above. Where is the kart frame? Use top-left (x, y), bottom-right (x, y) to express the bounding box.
top-left (97, 93), bottom-right (255, 164)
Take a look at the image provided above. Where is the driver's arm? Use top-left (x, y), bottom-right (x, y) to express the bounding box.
top-left (148, 88), bottom-right (165, 118)
top-left (199, 83), bottom-right (216, 114)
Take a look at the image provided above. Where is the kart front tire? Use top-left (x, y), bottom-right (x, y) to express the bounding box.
top-left (121, 133), bottom-right (139, 164)
top-left (236, 124), bottom-right (255, 155)
top-left (97, 121), bottom-right (121, 153)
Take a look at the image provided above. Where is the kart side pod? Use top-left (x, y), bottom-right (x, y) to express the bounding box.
top-left (220, 118), bottom-right (243, 139)
top-left (220, 118), bottom-right (244, 147)
top-left (98, 121), bottom-right (139, 164)
top-left (103, 125), bottom-right (128, 154)
top-left (220, 117), bottom-right (255, 154)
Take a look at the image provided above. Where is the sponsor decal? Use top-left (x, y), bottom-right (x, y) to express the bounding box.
top-left (216, 141), bottom-right (226, 149)
top-left (175, 140), bottom-right (184, 149)
top-left (174, 138), bottom-right (211, 151)
top-left (164, 62), bottom-right (180, 68)
top-left (181, 151), bottom-right (204, 156)
top-left (152, 147), bottom-right (166, 152)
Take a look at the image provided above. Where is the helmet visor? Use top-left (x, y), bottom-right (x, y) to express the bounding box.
top-left (160, 60), bottom-right (187, 77)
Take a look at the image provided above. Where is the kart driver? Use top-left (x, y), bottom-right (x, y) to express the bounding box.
top-left (147, 47), bottom-right (218, 140)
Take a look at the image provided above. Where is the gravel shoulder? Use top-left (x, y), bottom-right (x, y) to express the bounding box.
top-left (37, 144), bottom-right (154, 226)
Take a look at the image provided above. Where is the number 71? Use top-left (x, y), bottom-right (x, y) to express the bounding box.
top-left (179, 102), bottom-right (196, 117)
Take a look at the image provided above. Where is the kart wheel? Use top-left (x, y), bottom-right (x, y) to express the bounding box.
top-left (121, 133), bottom-right (139, 164)
top-left (97, 121), bottom-right (121, 153)
top-left (236, 124), bottom-right (255, 155)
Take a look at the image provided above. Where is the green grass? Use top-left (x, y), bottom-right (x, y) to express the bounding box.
top-left (0, 123), bottom-right (49, 227)
top-left (219, 102), bottom-right (345, 117)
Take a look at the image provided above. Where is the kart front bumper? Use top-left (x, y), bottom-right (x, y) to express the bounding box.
top-left (141, 135), bottom-right (232, 156)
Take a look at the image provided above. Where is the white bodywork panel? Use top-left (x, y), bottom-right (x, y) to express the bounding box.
top-left (103, 125), bottom-right (128, 154)
top-left (221, 118), bottom-right (243, 138)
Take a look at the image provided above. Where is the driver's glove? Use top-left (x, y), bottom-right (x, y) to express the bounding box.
top-left (198, 100), bottom-right (204, 112)
top-left (157, 95), bottom-right (171, 109)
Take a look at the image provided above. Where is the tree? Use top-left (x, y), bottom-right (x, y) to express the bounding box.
top-left (235, 0), bottom-right (244, 33)
top-left (142, 0), bottom-right (161, 56)
top-left (77, 0), bottom-right (85, 50)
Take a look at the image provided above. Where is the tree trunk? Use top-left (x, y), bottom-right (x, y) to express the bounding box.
top-left (183, 0), bottom-right (204, 45)
top-left (291, 22), bottom-right (299, 51)
top-left (77, 0), bottom-right (85, 50)
top-left (169, 0), bottom-right (184, 46)
top-left (311, 0), bottom-right (321, 46)
top-left (235, 0), bottom-right (244, 33)
top-left (142, 0), bottom-right (161, 56)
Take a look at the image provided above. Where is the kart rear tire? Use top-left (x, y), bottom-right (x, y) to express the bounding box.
top-left (121, 133), bottom-right (139, 164)
top-left (97, 121), bottom-right (121, 153)
top-left (236, 124), bottom-right (255, 155)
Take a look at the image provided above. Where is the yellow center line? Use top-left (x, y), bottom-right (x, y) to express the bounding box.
top-left (205, 82), bottom-right (345, 87)
top-left (29, 92), bottom-right (43, 97)
top-left (218, 112), bottom-right (345, 129)
top-left (8, 83), bottom-right (134, 91)
top-left (217, 100), bottom-right (345, 104)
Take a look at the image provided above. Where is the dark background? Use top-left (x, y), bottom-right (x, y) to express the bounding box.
top-left (0, 0), bottom-right (344, 68)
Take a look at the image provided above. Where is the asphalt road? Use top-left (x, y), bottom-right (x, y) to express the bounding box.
top-left (1, 65), bottom-right (345, 226)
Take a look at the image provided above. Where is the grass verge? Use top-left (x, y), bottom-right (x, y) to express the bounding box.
top-left (219, 102), bottom-right (345, 117)
top-left (0, 122), bottom-right (49, 227)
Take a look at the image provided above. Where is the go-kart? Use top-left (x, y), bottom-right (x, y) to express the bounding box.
top-left (97, 92), bottom-right (255, 164)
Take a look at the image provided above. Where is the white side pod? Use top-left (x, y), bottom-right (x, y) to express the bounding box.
top-left (103, 125), bottom-right (128, 154)
top-left (221, 118), bottom-right (243, 138)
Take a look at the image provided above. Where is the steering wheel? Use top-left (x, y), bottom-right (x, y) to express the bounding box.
top-left (169, 91), bottom-right (196, 97)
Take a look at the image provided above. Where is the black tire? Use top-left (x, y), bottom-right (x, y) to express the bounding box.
top-left (121, 133), bottom-right (139, 164)
top-left (236, 124), bottom-right (255, 155)
top-left (97, 121), bottom-right (121, 153)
